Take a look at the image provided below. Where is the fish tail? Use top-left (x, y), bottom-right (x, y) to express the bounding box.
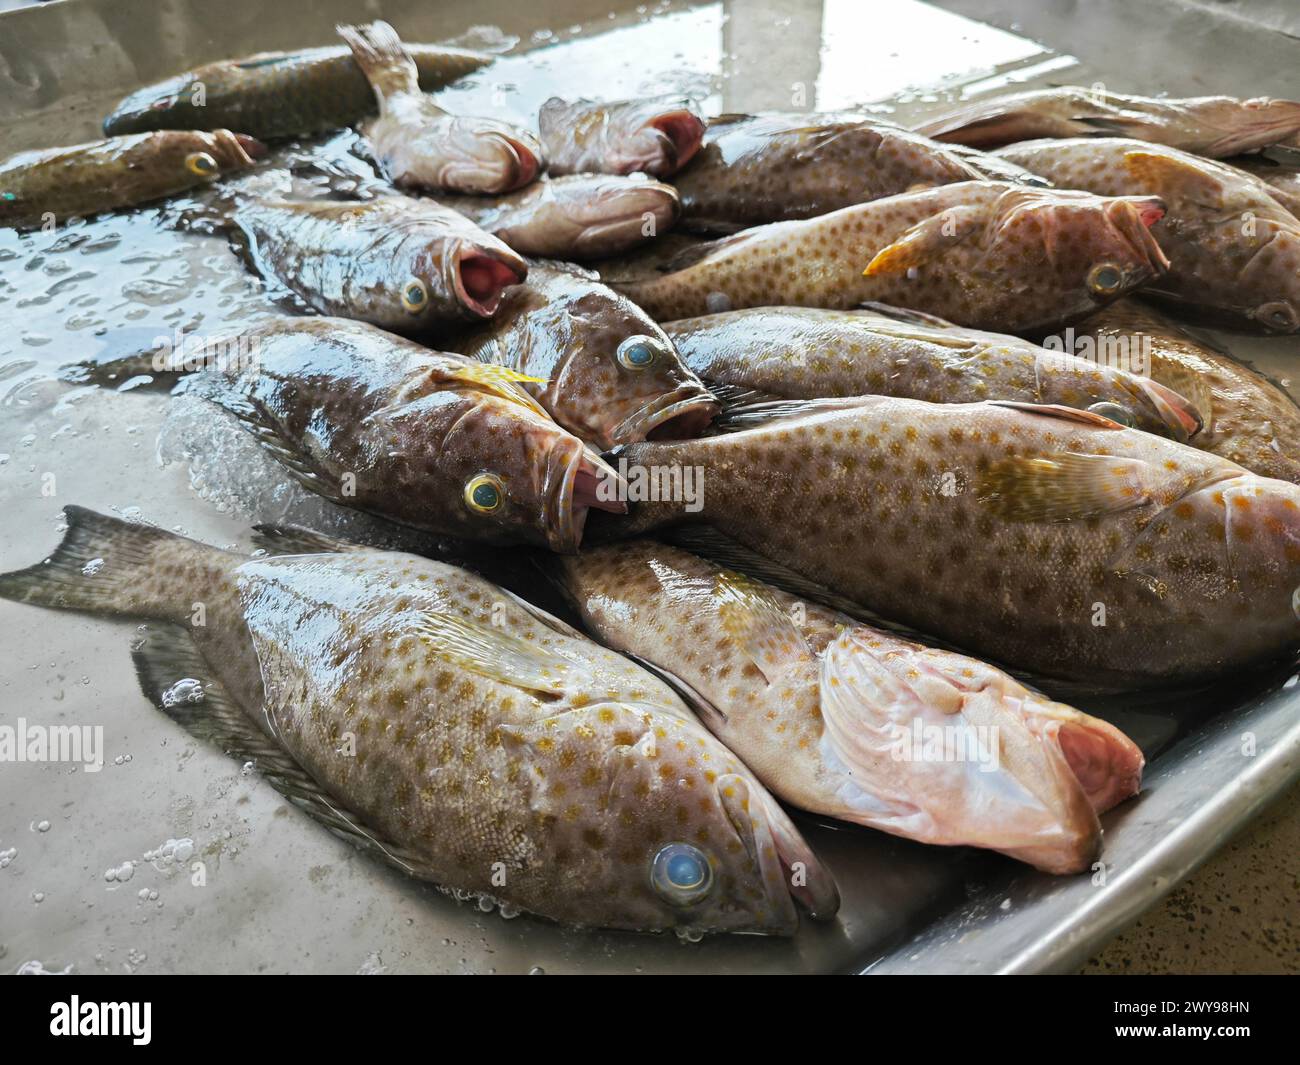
top-left (0, 505), bottom-right (216, 622)
top-left (337, 20), bottom-right (420, 103)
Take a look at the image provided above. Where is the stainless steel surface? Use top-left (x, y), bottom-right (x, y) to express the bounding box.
top-left (0, 0), bottom-right (1297, 974)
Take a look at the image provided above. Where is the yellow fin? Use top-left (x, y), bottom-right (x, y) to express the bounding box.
top-left (862, 207), bottom-right (980, 278)
top-left (715, 570), bottom-right (812, 683)
top-left (410, 611), bottom-right (579, 694)
top-left (976, 452), bottom-right (1155, 523)
top-left (1122, 150), bottom-right (1226, 208)
top-left (440, 363), bottom-right (549, 417)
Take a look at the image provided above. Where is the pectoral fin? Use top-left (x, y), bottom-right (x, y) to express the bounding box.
top-left (862, 207), bottom-right (982, 277)
top-left (433, 362), bottom-right (550, 418)
top-left (410, 610), bottom-right (583, 694)
top-left (715, 571), bottom-right (812, 683)
top-left (1123, 150), bottom-right (1228, 209)
top-left (977, 452), bottom-right (1156, 523)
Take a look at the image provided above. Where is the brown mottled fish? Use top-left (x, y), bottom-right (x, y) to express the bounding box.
top-left (539, 96), bottom-right (705, 177)
top-left (437, 174), bottom-right (680, 260)
top-left (671, 112), bottom-right (989, 232)
top-left (173, 317), bottom-right (625, 552)
top-left (553, 540), bottom-right (1144, 874)
top-left (589, 397), bottom-right (1300, 686)
top-left (999, 138), bottom-right (1300, 333)
top-left (445, 262), bottom-right (718, 449)
top-left (102, 42), bottom-right (492, 140)
top-left (0, 508), bottom-right (836, 934)
top-left (915, 88), bottom-right (1300, 157)
top-left (1066, 299), bottom-right (1300, 482)
top-left (663, 306), bottom-right (1201, 441)
top-left (1230, 156), bottom-right (1300, 218)
top-left (338, 21), bottom-right (542, 194)
top-left (612, 181), bottom-right (1171, 333)
top-left (0, 130), bottom-right (263, 230)
top-left (227, 197), bottom-right (527, 331)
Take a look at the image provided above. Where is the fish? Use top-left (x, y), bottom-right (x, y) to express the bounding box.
top-left (102, 42), bottom-right (492, 141)
top-left (914, 87), bottom-right (1300, 158)
top-left (0, 507), bottom-right (837, 934)
top-left (998, 138), bottom-right (1300, 333)
top-left (444, 262), bottom-right (719, 449)
top-left (552, 540), bottom-right (1145, 874)
top-left (662, 306), bottom-right (1202, 441)
top-left (436, 174), bottom-right (681, 260)
top-left (539, 96), bottom-right (706, 178)
top-left (611, 181), bottom-right (1172, 333)
top-left (1066, 299), bottom-right (1300, 483)
top-left (170, 317), bottom-right (626, 552)
top-left (588, 397), bottom-right (1300, 687)
top-left (0, 130), bottom-right (264, 230)
top-left (338, 21), bottom-right (542, 195)
top-left (671, 112), bottom-right (989, 232)
top-left (227, 197), bottom-right (528, 329)
top-left (1230, 156), bottom-right (1300, 218)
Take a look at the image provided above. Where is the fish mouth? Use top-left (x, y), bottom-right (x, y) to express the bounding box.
top-left (644, 110), bottom-right (706, 174)
top-left (1133, 377), bottom-right (1204, 441)
top-left (1205, 98), bottom-right (1300, 156)
top-left (544, 439), bottom-right (627, 553)
top-left (609, 384), bottom-right (721, 445)
top-left (566, 182), bottom-right (681, 257)
top-left (1105, 196), bottom-right (1172, 281)
top-left (452, 246), bottom-right (527, 318)
top-left (1049, 713), bottom-right (1146, 815)
top-left (716, 773), bottom-right (839, 929)
top-left (209, 130), bottom-right (268, 168)
top-left (492, 132), bottom-right (544, 192)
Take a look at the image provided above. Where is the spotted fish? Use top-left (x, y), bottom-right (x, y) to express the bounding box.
top-left (173, 317), bottom-right (625, 552)
top-left (0, 130), bottom-right (263, 230)
top-left (671, 112), bottom-right (991, 232)
top-left (998, 138), bottom-right (1300, 333)
top-left (445, 262), bottom-right (718, 449)
top-left (539, 96), bottom-right (705, 178)
top-left (437, 174), bottom-right (680, 260)
top-left (663, 306), bottom-right (1201, 442)
top-left (590, 397), bottom-right (1300, 686)
top-left (1230, 157), bottom-right (1300, 218)
top-left (0, 508), bottom-right (837, 934)
top-left (611, 181), bottom-right (1171, 333)
top-left (339, 21), bottom-right (542, 194)
top-left (552, 540), bottom-right (1144, 874)
top-left (1067, 299), bottom-right (1300, 483)
top-left (102, 43), bottom-right (492, 141)
top-left (914, 88), bottom-right (1300, 158)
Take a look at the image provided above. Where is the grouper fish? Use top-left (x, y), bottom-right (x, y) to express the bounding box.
top-left (539, 96), bottom-right (706, 178)
top-left (998, 138), bottom-right (1300, 333)
top-left (0, 130), bottom-right (263, 230)
top-left (0, 508), bottom-right (837, 934)
top-left (611, 181), bottom-right (1172, 334)
top-left (171, 317), bottom-right (627, 552)
top-left (102, 42), bottom-right (492, 141)
top-left (551, 540), bottom-right (1144, 874)
top-left (588, 397), bottom-right (1300, 687)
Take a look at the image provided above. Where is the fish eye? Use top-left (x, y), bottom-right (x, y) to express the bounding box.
top-left (650, 842), bottom-right (714, 906)
top-left (185, 152), bottom-right (218, 177)
top-left (1088, 401), bottom-right (1135, 427)
top-left (400, 278), bottom-right (429, 314)
top-left (464, 473), bottom-right (505, 514)
top-left (1087, 263), bottom-right (1123, 296)
top-left (617, 335), bottom-right (660, 371)
top-left (1257, 302), bottom-right (1298, 330)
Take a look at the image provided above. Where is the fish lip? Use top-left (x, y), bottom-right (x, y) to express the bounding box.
top-left (451, 245), bottom-right (527, 318)
top-left (644, 109), bottom-right (706, 174)
top-left (1133, 376), bottom-right (1203, 441)
top-left (543, 439), bottom-right (626, 553)
top-left (564, 183), bottom-right (680, 256)
top-left (608, 385), bottom-right (720, 445)
top-left (209, 130), bottom-right (267, 168)
top-left (1104, 196), bottom-right (1172, 281)
top-left (492, 131), bottom-right (544, 192)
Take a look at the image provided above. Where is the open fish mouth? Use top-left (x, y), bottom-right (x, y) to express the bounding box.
top-left (1105, 195), bottom-right (1172, 279)
top-left (1133, 377), bottom-right (1204, 441)
top-left (643, 109), bottom-right (707, 173)
top-left (610, 384), bottom-right (721, 444)
top-left (452, 246), bottom-right (527, 317)
top-left (544, 439), bottom-right (627, 553)
top-left (211, 130), bottom-right (268, 166)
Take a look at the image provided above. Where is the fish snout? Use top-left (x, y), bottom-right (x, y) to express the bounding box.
top-left (542, 436), bottom-right (627, 553)
top-left (609, 380), bottom-right (720, 445)
top-left (1131, 376), bottom-right (1204, 441)
top-left (449, 242), bottom-right (528, 318)
top-left (1102, 195), bottom-right (1172, 285)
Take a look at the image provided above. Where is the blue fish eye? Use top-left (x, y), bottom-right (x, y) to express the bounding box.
top-left (464, 474), bottom-right (504, 513)
top-left (617, 336), bottom-right (659, 370)
top-left (651, 842), bottom-right (713, 905)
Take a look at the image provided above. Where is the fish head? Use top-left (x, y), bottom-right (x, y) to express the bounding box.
top-left (1181, 95), bottom-right (1300, 156)
top-left (541, 175), bottom-right (682, 259)
top-left (148, 129), bottom-right (266, 185)
top-left (983, 187), bottom-right (1170, 316)
top-left (408, 208), bottom-right (528, 321)
top-left (605, 97), bottom-right (707, 176)
top-left (516, 701), bottom-right (837, 934)
top-left (103, 76), bottom-right (203, 135)
top-left (401, 371), bottom-right (627, 551)
top-left (546, 288), bottom-right (719, 448)
top-left (1238, 227), bottom-right (1300, 334)
top-left (439, 118), bottom-right (544, 194)
top-left (1033, 352), bottom-right (1203, 441)
top-left (819, 630), bottom-right (1111, 873)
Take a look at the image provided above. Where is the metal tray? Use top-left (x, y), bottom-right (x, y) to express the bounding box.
top-left (1, 0), bottom-right (1298, 974)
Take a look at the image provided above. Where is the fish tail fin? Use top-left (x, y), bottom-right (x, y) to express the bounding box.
top-left (0, 505), bottom-right (211, 621)
top-left (337, 20), bottom-right (420, 102)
